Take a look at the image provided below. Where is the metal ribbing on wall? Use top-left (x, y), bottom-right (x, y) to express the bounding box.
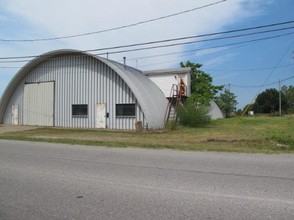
top-left (3, 54), bottom-right (144, 129)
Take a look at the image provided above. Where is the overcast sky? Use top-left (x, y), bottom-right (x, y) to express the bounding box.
top-left (0, 0), bottom-right (294, 108)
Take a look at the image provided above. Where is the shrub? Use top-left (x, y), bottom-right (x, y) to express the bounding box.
top-left (165, 121), bottom-right (177, 131)
top-left (177, 103), bottom-right (211, 127)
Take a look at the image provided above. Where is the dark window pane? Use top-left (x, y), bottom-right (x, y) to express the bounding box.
top-left (72, 104), bottom-right (88, 116)
top-left (116, 104), bottom-right (135, 117)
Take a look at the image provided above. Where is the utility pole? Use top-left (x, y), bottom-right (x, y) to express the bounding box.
top-left (279, 79), bottom-right (282, 117)
top-left (228, 83), bottom-right (231, 117)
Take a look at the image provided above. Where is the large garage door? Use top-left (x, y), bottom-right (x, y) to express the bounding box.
top-left (24, 82), bottom-right (54, 126)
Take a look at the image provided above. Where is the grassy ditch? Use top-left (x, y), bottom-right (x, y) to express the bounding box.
top-left (0, 116), bottom-right (293, 153)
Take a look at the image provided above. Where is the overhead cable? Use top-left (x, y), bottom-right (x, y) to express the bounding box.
top-left (0, 0), bottom-right (228, 42)
top-left (1, 26), bottom-right (294, 61)
top-left (95, 30), bottom-right (294, 55)
top-left (230, 75), bottom-right (294, 88)
top-left (202, 64), bottom-right (294, 72)
top-left (0, 31), bottom-right (293, 66)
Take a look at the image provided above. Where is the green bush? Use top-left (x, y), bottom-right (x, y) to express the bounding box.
top-left (177, 103), bottom-right (211, 127)
top-left (165, 121), bottom-right (177, 131)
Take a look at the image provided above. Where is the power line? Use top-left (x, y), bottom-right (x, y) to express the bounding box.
top-left (278, 75), bottom-right (294, 83)
top-left (97, 31), bottom-right (294, 55)
top-left (126, 25), bottom-right (294, 60)
top-left (0, 59), bottom-right (32, 63)
top-left (230, 75), bottom-right (294, 88)
top-left (1, 31), bottom-right (293, 67)
top-left (0, 0), bottom-right (228, 42)
top-left (202, 64), bottom-right (294, 72)
top-left (136, 32), bottom-right (294, 68)
top-left (262, 39), bottom-right (294, 84)
top-left (1, 25), bottom-right (294, 61)
top-left (229, 39), bottom-right (294, 134)
top-left (231, 81), bottom-right (278, 88)
top-left (127, 43), bottom-right (249, 62)
top-left (0, 32), bottom-right (294, 67)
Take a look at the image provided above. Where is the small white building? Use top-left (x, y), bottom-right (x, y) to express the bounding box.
top-left (144, 68), bottom-right (191, 97)
top-left (144, 68), bottom-right (224, 120)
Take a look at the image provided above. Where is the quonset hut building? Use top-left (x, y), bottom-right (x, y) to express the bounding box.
top-left (0, 49), bottom-right (168, 130)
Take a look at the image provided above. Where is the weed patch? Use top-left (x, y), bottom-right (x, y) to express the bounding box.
top-left (1, 116), bottom-right (293, 153)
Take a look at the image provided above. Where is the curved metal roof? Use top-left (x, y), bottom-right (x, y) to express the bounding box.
top-left (0, 49), bottom-right (168, 129)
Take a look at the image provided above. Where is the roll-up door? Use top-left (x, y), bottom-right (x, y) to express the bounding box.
top-left (24, 82), bottom-right (54, 126)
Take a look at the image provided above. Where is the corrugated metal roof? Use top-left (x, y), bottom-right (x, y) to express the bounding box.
top-left (97, 57), bottom-right (168, 129)
top-left (0, 49), bottom-right (168, 129)
top-left (209, 100), bottom-right (224, 119)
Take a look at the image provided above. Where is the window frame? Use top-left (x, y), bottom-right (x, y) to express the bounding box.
top-left (72, 104), bottom-right (88, 117)
top-left (116, 103), bottom-right (136, 118)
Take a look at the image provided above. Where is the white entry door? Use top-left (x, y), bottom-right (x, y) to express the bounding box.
top-left (12, 105), bottom-right (18, 125)
top-left (96, 103), bottom-right (106, 128)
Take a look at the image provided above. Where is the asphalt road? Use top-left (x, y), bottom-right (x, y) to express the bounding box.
top-left (0, 140), bottom-right (294, 220)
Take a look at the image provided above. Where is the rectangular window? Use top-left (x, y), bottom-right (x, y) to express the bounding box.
top-left (116, 104), bottom-right (136, 117)
top-left (72, 104), bottom-right (88, 117)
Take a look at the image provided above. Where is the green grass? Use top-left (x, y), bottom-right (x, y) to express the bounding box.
top-left (0, 116), bottom-right (293, 153)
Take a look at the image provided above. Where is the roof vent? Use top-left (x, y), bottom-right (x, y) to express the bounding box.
top-left (123, 57), bottom-right (126, 68)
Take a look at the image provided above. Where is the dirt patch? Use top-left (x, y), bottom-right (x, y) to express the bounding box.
top-left (206, 138), bottom-right (245, 143)
top-left (0, 125), bottom-right (38, 134)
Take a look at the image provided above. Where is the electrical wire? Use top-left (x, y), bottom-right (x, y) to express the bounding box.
top-left (230, 75), bottom-right (294, 88)
top-left (1, 25), bottom-right (294, 61)
top-left (202, 64), bottom-right (294, 72)
top-left (1, 31), bottom-right (294, 68)
top-left (228, 39), bottom-right (294, 136)
top-left (136, 32), bottom-right (294, 68)
top-left (0, 0), bottom-right (228, 42)
top-left (1, 31), bottom-right (294, 69)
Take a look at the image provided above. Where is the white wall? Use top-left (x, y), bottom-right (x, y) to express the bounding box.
top-left (148, 73), bottom-right (191, 97)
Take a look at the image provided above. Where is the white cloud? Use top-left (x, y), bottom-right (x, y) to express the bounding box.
top-left (0, 0), bottom-right (272, 75)
top-left (1, 1), bottom-right (268, 43)
top-left (212, 71), bottom-right (239, 81)
top-left (202, 52), bottom-right (238, 68)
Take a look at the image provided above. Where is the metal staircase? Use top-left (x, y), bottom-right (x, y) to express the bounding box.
top-left (164, 83), bottom-right (186, 127)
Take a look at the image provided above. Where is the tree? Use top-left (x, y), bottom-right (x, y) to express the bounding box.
top-left (215, 88), bottom-right (238, 118)
top-left (282, 85), bottom-right (294, 113)
top-left (180, 61), bottom-right (223, 106)
top-left (253, 88), bottom-right (287, 114)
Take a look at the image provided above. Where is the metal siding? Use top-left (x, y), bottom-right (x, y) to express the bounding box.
top-left (3, 82), bottom-right (24, 125)
top-left (1, 51), bottom-right (171, 129)
top-left (103, 59), bottom-right (168, 129)
top-left (209, 100), bottom-right (224, 119)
